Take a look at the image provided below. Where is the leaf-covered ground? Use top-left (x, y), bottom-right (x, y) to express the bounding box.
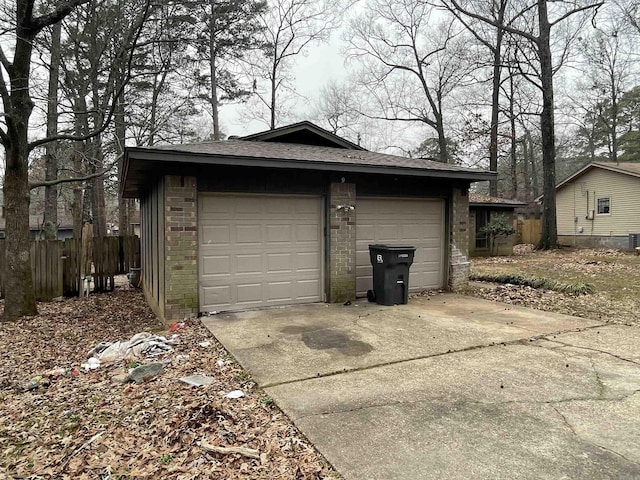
top-left (458, 246), bottom-right (640, 327)
top-left (0, 286), bottom-right (339, 479)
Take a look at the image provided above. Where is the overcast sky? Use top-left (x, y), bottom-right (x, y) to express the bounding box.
top-left (220, 31), bottom-right (350, 138)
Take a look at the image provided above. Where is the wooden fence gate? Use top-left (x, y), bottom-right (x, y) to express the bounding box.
top-left (0, 235), bottom-right (140, 301)
top-left (514, 219), bottom-right (542, 246)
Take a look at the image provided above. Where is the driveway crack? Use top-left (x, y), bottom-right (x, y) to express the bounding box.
top-left (539, 338), bottom-right (640, 366)
top-left (551, 405), bottom-right (640, 468)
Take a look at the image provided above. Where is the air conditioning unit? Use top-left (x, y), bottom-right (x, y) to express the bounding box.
top-left (629, 233), bottom-right (640, 250)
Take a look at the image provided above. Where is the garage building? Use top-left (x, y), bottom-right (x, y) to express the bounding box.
top-left (120, 121), bottom-right (494, 321)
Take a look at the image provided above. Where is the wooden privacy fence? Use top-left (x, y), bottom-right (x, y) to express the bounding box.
top-left (0, 235), bottom-right (140, 301)
top-left (514, 219), bottom-right (542, 246)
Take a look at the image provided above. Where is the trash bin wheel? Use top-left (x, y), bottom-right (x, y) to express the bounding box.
top-left (367, 289), bottom-right (376, 303)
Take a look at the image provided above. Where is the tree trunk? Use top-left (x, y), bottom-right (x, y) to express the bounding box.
top-left (537, 0), bottom-right (557, 249)
top-left (3, 147), bottom-right (38, 320)
top-left (116, 87), bottom-right (130, 236)
top-left (509, 74), bottom-right (517, 198)
top-left (90, 143), bottom-right (107, 237)
top-left (609, 68), bottom-right (619, 163)
top-left (2, 2), bottom-right (39, 320)
top-left (44, 21), bottom-right (62, 240)
top-left (523, 132), bottom-right (531, 201)
top-left (489, 1), bottom-right (506, 196)
top-left (436, 94), bottom-right (448, 163)
top-left (270, 59), bottom-right (277, 129)
top-left (72, 149), bottom-right (84, 238)
top-left (209, 0), bottom-right (221, 140)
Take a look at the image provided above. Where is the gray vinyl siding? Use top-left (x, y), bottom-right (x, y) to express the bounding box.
top-left (556, 168), bottom-right (640, 237)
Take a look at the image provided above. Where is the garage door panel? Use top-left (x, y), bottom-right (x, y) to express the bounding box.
top-left (295, 251), bottom-right (319, 270)
top-left (202, 285), bottom-right (231, 306)
top-left (199, 194), bottom-right (322, 312)
top-left (267, 253), bottom-right (292, 272)
top-left (202, 255), bottom-right (230, 275)
top-left (202, 225), bottom-right (230, 245)
top-left (236, 283), bottom-right (263, 303)
top-left (236, 254), bottom-right (262, 274)
top-left (356, 198), bottom-right (444, 297)
top-left (297, 224), bottom-right (320, 241)
top-left (266, 224), bottom-right (292, 242)
top-left (236, 225), bottom-right (262, 244)
top-left (267, 281), bottom-right (293, 301)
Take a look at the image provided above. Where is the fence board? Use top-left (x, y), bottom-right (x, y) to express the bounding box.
top-left (0, 236), bottom-right (139, 300)
top-left (514, 219), bottom-right (542, 246)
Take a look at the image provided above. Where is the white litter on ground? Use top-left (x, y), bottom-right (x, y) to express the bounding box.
top-left (87, 332), bottom-right (176, 363)
top-left (224, 390), bottom-right (245, 399)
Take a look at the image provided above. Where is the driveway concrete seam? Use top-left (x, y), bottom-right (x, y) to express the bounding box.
top-left (260, 341), bottom-right (514, 388)
top-left (291, 392), bottom-right (640, 423)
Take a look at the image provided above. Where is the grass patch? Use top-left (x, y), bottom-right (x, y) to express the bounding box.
top-left (470, 272), bottom-right (594, 295)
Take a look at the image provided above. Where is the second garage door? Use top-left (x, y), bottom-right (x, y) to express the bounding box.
top-left (356, 197), bottom-right (445, 296)
top-left (199, 194), bottom-right (322, 312)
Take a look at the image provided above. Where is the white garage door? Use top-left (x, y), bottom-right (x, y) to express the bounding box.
top-left (199, 194), bottom-right (322, 312)
top-left (356, 197), bottom-right (445, 296)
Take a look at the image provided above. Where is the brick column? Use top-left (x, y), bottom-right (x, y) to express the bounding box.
top-left (329, 182), bottom-right (356, 302)
top-left (449, 186), bottom-right (471, 287)
top-left (164, 175), bottom-right (198, 320)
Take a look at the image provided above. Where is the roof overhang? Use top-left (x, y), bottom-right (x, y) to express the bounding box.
top-left (121, 148), bottom-right (496, 198)
top-left (469, 201), bottom-right (524, 208)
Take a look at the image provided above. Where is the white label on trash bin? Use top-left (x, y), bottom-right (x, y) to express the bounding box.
top-left (399, 254), bottom-right (408, 258)
top-left (376, 254), bottom-right (383, 263)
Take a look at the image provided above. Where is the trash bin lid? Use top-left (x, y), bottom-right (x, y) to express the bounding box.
top-left (368, 244), bottom-right (416, 251)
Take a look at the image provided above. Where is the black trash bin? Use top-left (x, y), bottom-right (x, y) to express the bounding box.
top-left (367, 244), bottom-right (416, 306)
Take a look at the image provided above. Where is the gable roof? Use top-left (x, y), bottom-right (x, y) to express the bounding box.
top-left (238, 121), bottom-right (364, 150)
top-left (556, 162), bottom-right (640, 191)
top-left (469, 193), bottom-right (526, 208)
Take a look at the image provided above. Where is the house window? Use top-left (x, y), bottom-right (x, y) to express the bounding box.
top-left (475, 209), bottom-right (489, 249)
top-left (597, 197), bottom-right (610, 215)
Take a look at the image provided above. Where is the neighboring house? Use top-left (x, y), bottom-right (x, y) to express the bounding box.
top-left (469, 194), bottom-right (526, 256)
top-left (553, 162), bottom-right (640, 249)
top-left (120, 121), bottom-right (494, 322)
top-left (0, 213), bottom-right (74, 240)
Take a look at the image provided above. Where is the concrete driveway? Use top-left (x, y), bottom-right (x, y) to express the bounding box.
top-left (202, 294), bottom-right (640, 479)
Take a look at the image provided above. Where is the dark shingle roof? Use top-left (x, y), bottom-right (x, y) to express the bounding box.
top-left (150, 140), bottom-right (485, 175)
top-left (469, 193), bottom-right (526, 207)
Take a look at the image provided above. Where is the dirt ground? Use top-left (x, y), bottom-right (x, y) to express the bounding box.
top-left (458, 246), bottom-right (640, 327)
top-left (0, 286), bottom-right (339, 479)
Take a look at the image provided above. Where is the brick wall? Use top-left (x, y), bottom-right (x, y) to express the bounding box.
top-left (329, 182), bottom-right (356, 302)
top-left (449, 187), bottom-right (471, 287)
top-left (164, 175), bottom-right (198, 320)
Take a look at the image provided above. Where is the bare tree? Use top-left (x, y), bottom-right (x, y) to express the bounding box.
top-left (251, 0), bottom-right (342, 129)
top-left (573, 8), bottom-right (637, 163)
top-left (348, 0), bottom-right (479, 163)
top-left (439, 0), bottom-right (508, 191)
top-left (310, 80), bottom-right (365, 143)
top-left (444, 0), bottom-right (604, 249)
